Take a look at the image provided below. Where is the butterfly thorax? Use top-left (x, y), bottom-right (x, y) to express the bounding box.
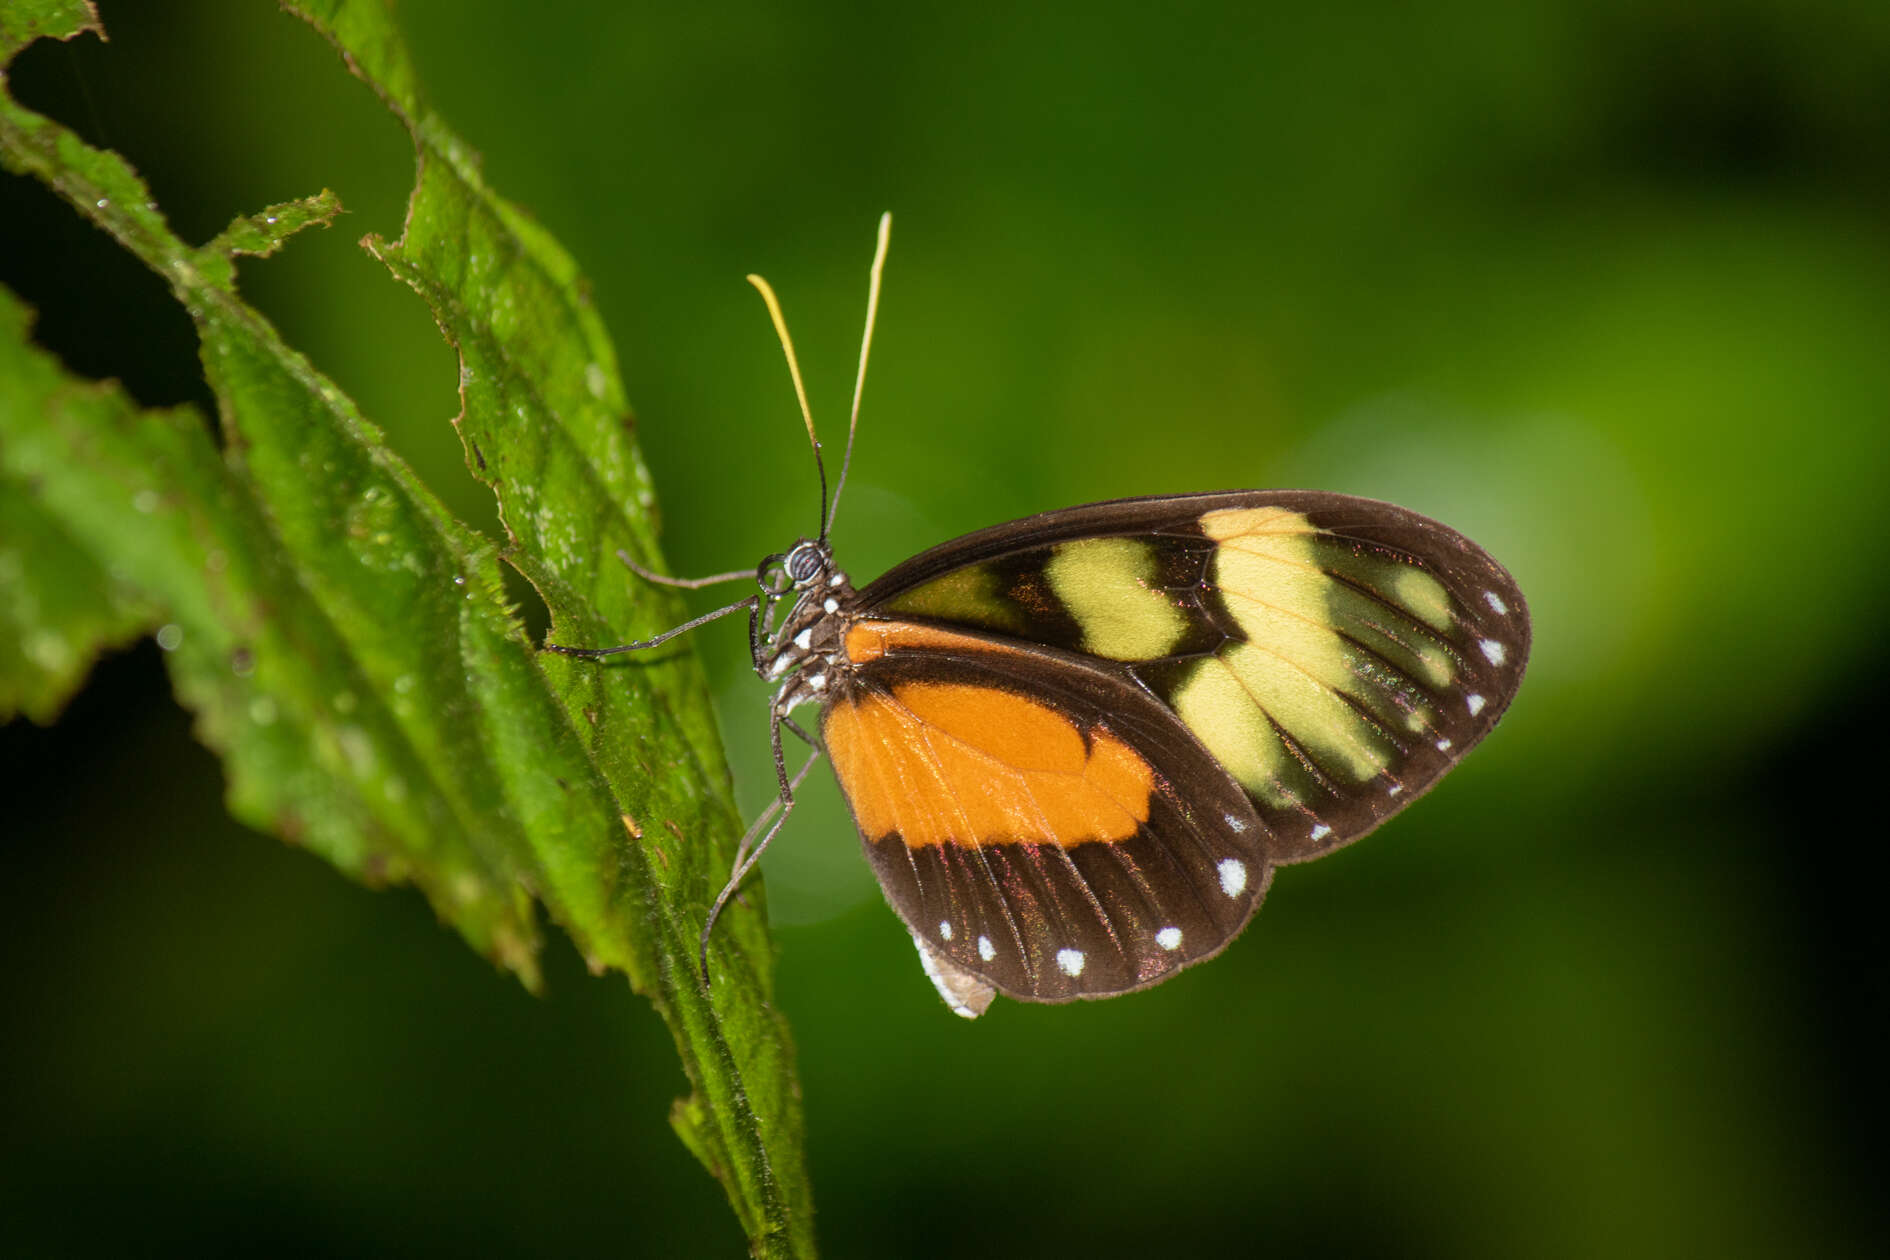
top-left (754, 538), bottom-right (859, 713)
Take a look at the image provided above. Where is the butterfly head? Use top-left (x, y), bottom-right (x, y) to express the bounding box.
top-left (755, 539), bottom-right (857, 698)
top-left (783, 538), bottom-right (832, 588)
top-left (754, 538), bottom-right (840, 600)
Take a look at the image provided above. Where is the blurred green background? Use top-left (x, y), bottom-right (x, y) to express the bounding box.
top-left (4, 1), bottom-right (1886, 1255)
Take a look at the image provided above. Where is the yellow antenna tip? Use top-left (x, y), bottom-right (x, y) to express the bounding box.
top-left (746, 272), bottom-right (817, 448)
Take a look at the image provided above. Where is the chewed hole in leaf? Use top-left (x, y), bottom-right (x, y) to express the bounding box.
top-left (0, 174), bottom-right (214, 420)
top-left (503, 557), bottom-right (554, 643)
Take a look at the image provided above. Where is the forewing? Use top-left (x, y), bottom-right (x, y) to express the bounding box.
top-left (860, 490), bottom-right (1529, 864)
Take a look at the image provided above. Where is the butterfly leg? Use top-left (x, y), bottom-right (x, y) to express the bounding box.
top-left (542, 593), bottom-right (759, 657)
top-left (768, 693), bottom-right (795, 807)
top-left (613, 548), bottom-right (752, 590)
top-left (728, 713), bottom-right (822, 877)
top-left (698, 746), bottom-right (824, 984)
top-left (779, 714), bottom-right (822, 755)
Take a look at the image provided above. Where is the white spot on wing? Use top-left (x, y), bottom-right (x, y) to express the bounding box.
top-left (1056, 948), bottom-right (1086, 977)
top-left (1388, 783), bottom-right (1404, 796)
top-left (977, 935), bottom-right (995, 962)
top-left (823, 598), bottom-right (839, 613)
top-left (1156, 926), bottom-right (1182, 951)
top-left (1224, 813), bottom-right (1247, 833)
top-left (1310, 823), bottom-right (1332, 842)
top-left (938, 920), bottom-right (952, 941)
top-left (1467, 693), bottom-right (1487, 716)
top-left (1218, 858), bottom-right (1248, 897)
top-left (1436, 737), bottom-right (1452, 752)
top-left (1479, 638), bottom-right (1506, 665)
top-left (1484, 590), bottom-right (1509, 615)
top-left (794, 627), bottom-right (814, 650)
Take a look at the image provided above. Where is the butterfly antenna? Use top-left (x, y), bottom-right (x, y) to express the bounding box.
top-left (746, 273), bottom-right (829, 536)
top-left (825, 211), bottom-right (891, 541)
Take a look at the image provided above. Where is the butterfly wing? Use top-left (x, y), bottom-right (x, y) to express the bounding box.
top-left (855, 490), bottom-right (1530, 868)
top-left (822, 619), bottom-right (1271, 1005)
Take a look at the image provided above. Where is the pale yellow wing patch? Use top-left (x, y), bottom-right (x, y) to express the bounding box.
top-left (1181, 505), bottom-right (1465, 800)
top-left (1044, 536), bottom-right (1186, 661)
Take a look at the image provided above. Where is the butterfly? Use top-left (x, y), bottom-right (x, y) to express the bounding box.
top-left (547, 215), bottom-right (1530, 1018)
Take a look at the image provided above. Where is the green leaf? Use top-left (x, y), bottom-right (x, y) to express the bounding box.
top-left (0, 375), bottom-right (161, 723)
top-left (0, 2), bottom-right (812, 1254)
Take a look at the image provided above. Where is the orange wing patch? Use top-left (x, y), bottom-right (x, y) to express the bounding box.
top-left (843, 619), bottom-right (998, 665)
top-left (825, 682), bottom-right (1156, 850)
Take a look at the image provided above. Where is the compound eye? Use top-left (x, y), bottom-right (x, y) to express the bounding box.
top-left (784, 543), bottom-right (824, 585)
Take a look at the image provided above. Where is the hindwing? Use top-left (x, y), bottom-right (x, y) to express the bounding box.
top-left (823, 620), bottom-right (1270, 1006)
